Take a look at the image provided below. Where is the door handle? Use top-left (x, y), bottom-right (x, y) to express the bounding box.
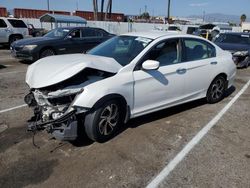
top-left (210, 61), bottom-right (217, 65)
top-left (176, 68), bottom-right (187, 74)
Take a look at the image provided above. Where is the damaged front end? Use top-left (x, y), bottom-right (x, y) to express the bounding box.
top-left (25, 68), bottom-right (114, 140)
top-left (232, 51), bottom-right (250, 68)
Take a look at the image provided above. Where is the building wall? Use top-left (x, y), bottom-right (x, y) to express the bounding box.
top-left (20, 18), bottom-right (242, 35)
top-left (0, 7), bottom-right (7, 17)
top-left (74, 11), bottom-right (124, 22)
top-left (22, 18), bottom-right (167, 34)
top-left (14, 8), bottom-right (70, 18)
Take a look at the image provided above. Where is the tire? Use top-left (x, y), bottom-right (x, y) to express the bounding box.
top-left (84, 100), bottom-right (124, 143)
top-left (9, 35), bottom-right (22, 46)
top-left (40, 48), bottom-right (55, 59)
top-left (206, 76), bottom-right (227, 104)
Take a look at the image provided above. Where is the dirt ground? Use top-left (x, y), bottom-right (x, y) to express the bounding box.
top-left (0, 49), bottom-right (249, 188)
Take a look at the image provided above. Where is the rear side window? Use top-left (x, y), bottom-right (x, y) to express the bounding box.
top-left (183, 39), bottom-right (216, 61)
top-left (95, 29), bottom-right (108, 37)
top-left (7, 19), bottom-right (27, 28)
top-left (82, 28), bottom-right (96, 37)
top-left (0, 19), bottom-right (7, 28)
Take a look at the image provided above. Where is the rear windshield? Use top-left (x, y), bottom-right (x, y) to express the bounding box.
top-left (7, 19), bottom-right (27, 28)
top-left (215, 34), bottom-right (250, 44)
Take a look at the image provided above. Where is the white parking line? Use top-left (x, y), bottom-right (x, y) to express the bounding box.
top-left (0, 71), bottom-right (25, 75)
top-left (0, 104), bottom-right (27, 114)
top-left (146, 79), bottom-right (250, 188)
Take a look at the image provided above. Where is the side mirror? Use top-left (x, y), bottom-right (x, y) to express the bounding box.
top-left (66, 35), bottom-right (72, 39)
top-left (142, 60), bottom-right (160, 70)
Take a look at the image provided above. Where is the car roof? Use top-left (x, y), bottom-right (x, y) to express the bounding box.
top-left (121, 31), bottom-right (185, 39)
top-left (121, 31), bottom-right (200, 40)
top-left (0, 17), bottom-right (21, 20)
top-left (53, 26), bottom-right (105, 30)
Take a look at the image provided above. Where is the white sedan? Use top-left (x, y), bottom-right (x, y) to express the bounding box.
top-left (25, 31), bottom-right (236, 142)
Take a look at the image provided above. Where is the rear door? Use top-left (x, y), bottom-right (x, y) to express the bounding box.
top-left (182, 38), bottom-right (217, 98)
top-left (0, 19), bottom-right (7, 43)
top-left (81, 28), bottom-right (103, 52)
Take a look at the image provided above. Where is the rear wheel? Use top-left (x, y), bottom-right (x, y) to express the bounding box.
top-left (206, 76), bottom-right (226, 104)
top-left (84, 100), bottom-right (124, 143)
top-left (40, 48), bottom-right (55, 59)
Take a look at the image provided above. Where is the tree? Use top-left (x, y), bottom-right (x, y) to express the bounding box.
top-left (101, 0), bottom-right (105, 21)
top-left (240, 14), bottom-right (247, 26)
top-left (104, 0), bottom-right (112, 21)
top-left (140, 12), bottom-right (150, 20)
top-left (93, 0), bottom-right (98, 20)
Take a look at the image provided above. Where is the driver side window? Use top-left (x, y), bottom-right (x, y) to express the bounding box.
top-left (140, 39), bottom-right (182, 68)
top-left (69, 29), bottom-right (81, 39)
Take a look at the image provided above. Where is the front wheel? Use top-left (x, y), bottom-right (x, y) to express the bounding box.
top-left (84, 100), bottom-right (124, 143)
top-left (40, 48), bottom-right (55, 59)
top-left (206, 76), bottom-right (226, 104)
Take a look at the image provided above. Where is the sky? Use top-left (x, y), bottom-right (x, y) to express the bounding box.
top-left (1, 0), bottom-right (250, 17)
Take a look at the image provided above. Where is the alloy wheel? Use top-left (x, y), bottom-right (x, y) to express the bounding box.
top-left (211, 78), bottom-right (225, 101)
top-left (98, 104), bottom-right (119, 136)
top-left (41, 49), bottom-right (55, 58)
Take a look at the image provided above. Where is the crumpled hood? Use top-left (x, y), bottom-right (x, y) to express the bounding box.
top-left (26, 54), bottom-right (122, 88)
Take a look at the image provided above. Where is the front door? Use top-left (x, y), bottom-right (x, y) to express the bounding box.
top-left (63, 29), bottom-right (83, 53)
top-left (132, 38), bottom-right (187, 117)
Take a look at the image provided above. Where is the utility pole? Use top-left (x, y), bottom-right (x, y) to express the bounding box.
top-left (76, 0), bottom-right (79, 10)
top-left (167, 0), bottom-right (171, 23)
top-left (203, 11), bottom-right (206, 23)
top-left (109, 0), bottom-right (112, 19)
top-left (47, 0), bottom-right (50, 11)
top-left (93, 0), bottom-right (98, 20)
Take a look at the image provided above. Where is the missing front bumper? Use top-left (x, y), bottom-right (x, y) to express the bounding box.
top-left (27, 109), bottom-right (78, 141)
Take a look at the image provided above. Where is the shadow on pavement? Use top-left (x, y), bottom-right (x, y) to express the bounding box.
top-left (19, 60), bottom-right (33, 65)
top-left (0, 64), bottom-right (6, 69)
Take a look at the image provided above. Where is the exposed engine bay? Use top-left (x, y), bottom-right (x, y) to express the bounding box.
top-left (232, 51), bottom-right (250, 68)
top-left (25, 68), bottom-right (114, 140)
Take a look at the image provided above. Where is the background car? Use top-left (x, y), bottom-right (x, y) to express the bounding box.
top-left (25, 32), bottom-right (236, 143)
top-left (214, 32), bottom-right (250, 68)
top-left (27, 23), bottom-right (47, 37)
top-left (10, 26), bottom-right (115, 61)
top-left (0, 17), bottom-right (29, 46)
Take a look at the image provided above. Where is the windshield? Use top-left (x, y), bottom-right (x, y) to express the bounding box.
top-left (44, 28), bottom-right (71, 38)
top-left (88, 36), bottom-right (152, 66)
top-left (215, 34), bottom-right (250, 44)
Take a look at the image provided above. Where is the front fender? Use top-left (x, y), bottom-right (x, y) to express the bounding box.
top-left (72, 72), bottom-right (134, 110)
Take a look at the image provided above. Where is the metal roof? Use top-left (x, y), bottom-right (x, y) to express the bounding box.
top-left (40, 13), bottom-right (87, 24)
